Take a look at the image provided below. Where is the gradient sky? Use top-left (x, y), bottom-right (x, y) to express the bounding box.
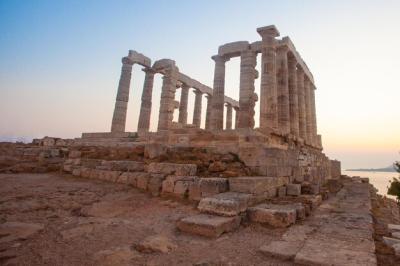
top-left (1, 0), bottom-right (399, 169)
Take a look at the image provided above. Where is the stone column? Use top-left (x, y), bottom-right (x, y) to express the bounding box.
top-left (276, 46), bottom-right (290, 135)
top-left (137, 68), bottom-right (155, 132)
top-left (192, 89), bottom-right (203, 128)
top-left (226, 103), bottom-right (233, 129)
top-left (257, 25), bottom-right (280, 131)
top-left (288, 54), bottom-right (299, 137)
top-left (210, 55), bottom-right (229, 130)
top-left (304, 76), bottom-right (313, 144)
top-left (178, 84), bottom-right (190, 125)
top-left (111, 57), bottom-right (134, 133)
top-left (297, 67), bottom-right (307, 140)
top-left (157, 65), bottom-right (178, 131)
top-left (238, 49), bottom-right (257, 128)
top-left (205, 94), bottom-right (212, 130)
top-left (310, 84), bottom-right (318, 145)
top-left (234, 107), bottom-right (239, 129)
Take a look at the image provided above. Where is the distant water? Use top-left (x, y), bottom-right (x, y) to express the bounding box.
top-left (343, 170), bottom-right (398, 198)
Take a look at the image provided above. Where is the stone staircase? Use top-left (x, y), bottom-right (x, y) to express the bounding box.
top-left (63, 152), bottom-right (326, 239)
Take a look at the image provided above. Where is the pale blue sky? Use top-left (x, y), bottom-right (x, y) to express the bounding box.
top-left (1, 0), bottom-right (399, 168)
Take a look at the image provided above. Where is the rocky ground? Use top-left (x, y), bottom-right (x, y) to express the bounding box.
top-left (0, 173), bottom-right (290, 266)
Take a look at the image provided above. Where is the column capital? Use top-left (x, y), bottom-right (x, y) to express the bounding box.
top-left (277, 44), bottom-right (289, 53)
top-left (122, 56), bottom-right (134, 65)
top-left (257, 25), bottom-right (280, 38)
top-left (225, 102), bottom-right (232, 107)
top-left (142, 67), bottom-right (156, 74)
top-left (205, 93), bottom-right (212, 99)
top-left (193, 88), bottom-right (203, 95)
top-left (211, 55), bottom-right (230, 63)
top-left (181, 83), bottom-right (191, 90)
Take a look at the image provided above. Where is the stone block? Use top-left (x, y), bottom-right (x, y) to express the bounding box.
top-left (80, 167), bottom-right (92, 178)
top-left (148, 175), bottom-right (165, 196)
top-left (259, 240), bottom-right (303, 260)
top-left (69, 150), bottom-right (81, 159)
top-left (144, 143), bottom-right (168, 159)
top-left (247, 204), bottom-right (297, 228)
top-left (198, 192), bottom-right (253, 217)
top-left (326, 178), bottom-right (343, 193)
top-left (278, 186), bottom-right (286, 197)
top-left (63, 164), bottom-right (73, 173)
top-left (100, 160), bottom-right (144, 172)
top-left (148, 163), bottom-right (197, 176)
top-left (173, 180), bottom-right (191, 198)
top-left (229, 176), bottom-right (288, 195)
top-left (137, 174), bottom-right (150, 190)
top-left (177, 214), bottom-right (241, 238)
top-left (72, 168), bottom-right (81, 177)
top-left (199, 178), bottom-right (228, 197)
top-left (389, 224), bottom-right (400, 232)
top-left (286, 184), bottom-right (301, 196)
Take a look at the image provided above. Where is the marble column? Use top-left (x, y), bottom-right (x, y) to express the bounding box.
top-left (178, 84), bottom-right (190, 125)
top-left (226, 103), bottom-right (233, 129)
top-left (211, 55), bottom-right (229, 130)
top-left (288, 55), bottom-right (299, 137)
top-left (276, 46), bottom-right (290, 135)
top-left (137, 68), bottom-right (155, 132)
top-left (310, 84), bottom-right (318, 146)
top-left (304, 76), bottom-right (313, 144)
top-left (234, 107), bottom-right (239, 129)
top-left (257, 25), bottom-right (280, 131)
top-left (157, 65), bottom-right (178, 131)
top-left (238, 49), bottom-right (257, 128)
top-left (192, 89), bottom-right (203, 128)
top-left (111, 57), bottom-right (134, 133)
top-left (297, 67), bottom-right (307, 140)
top-left (205, 94), bottom-right (212, 130)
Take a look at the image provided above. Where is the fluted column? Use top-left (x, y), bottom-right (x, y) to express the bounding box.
top-left (238, 49), bottom-right (257, 128)
top-left (157, 65), bottom-right (178, 131)
top-left (205, 94), bottom-right (212, 130)
top-left (111, 57), bottom-right (134, 132)
top-left (304, 76), bottom-right (313, 144)
top-left (297, 67), bottom-right (306, 140)
top-left (178, 84), bottom-right (190, 124)
top-left (192, 89), bottom-right (203, 128)
top-left (137, 68), bottom-right (155, 132)
top-left (310, 84), bottom-right (318, 146)
top-left (288, 55), bottom-right (299, 137)
top-left (257, 25), bottom-right (280, 130)
top-left (226, 103), bottom-right (233, 129)
top-left (234, 107), bottom-right (239, 129)
top-left (276, 46), bottom-right (290, 135)
top-left (211, 55), bottom-right (229, 130)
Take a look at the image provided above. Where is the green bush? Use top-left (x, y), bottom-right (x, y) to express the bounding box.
top-left (388, 161), bottom-right (400, 201)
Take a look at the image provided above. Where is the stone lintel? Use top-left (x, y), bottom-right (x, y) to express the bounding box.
top-left (128, 50), bottom-right (151, 67)
top-left (257, 25), bottom-right (280, 37)
top-left (218, 41), bottom-right (250, 58)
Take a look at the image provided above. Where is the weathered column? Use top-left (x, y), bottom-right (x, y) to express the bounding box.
top-left (276, 45), bottom-right (290, 135)
top-left (297, 67), bottom-right (307, 140)
top-left (226, 103), bottom-right (233, 129)
top-left (238, 49), bottom-right (257, 128)
top-left (310, 84), bottom-right (318, 146)
top-left (178, 84), bottom-right (190, 124)
top-left (192, 89), bottom-right (203, 128)
top-left (257, 25), bottom-right (280, 131)
top-left (288, 54), bottom-right (299, 137)
top-left (205, 94), bottom-right (212, 130)
top-left (304, 76), bottom-right (313, 144)
top-left (111, 57), bottom-right (134, 132)
top-left (157, 65), bottom-right (178, 131)
top-left (234, 106), bottom-right (239, 129)
top-left (210, 55), bottom-right (229, 130)
top-left (137, 68), bottom-right (155, 132)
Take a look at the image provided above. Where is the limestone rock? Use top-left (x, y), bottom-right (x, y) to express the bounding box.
top-left (198, 192), bottom-right (253, 216)
top-left (177, 214), bottom-right (241, 238)
top-left (0, 222), bottom-right (44, 243)
top-left (286, 184), bottom-right (301, 196)
top-left (93, 247), bottom-right (141, 266)
top-left (148, 162), bottom-right (197, 176)
top-left (247, 204), bottom-right (297, 228)
top-left (144, 143), bottom-right (168, 159)
top-left (208, 162), bottom-right (226, 172)
top-left (135, 235), bottom-right (177, 253)
top-left (259, 240), bottom-right (303, 260)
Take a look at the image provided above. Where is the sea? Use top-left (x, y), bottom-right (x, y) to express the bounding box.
top-left (343, 170), bottom-right (398, 199)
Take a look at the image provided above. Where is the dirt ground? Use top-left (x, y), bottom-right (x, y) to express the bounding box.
top-left (0, 173), bottom-right (291, 266)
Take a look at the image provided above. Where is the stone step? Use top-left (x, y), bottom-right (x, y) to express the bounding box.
top-left (388, 224), bottom-right (400, 232)
top-left (259, 240), bottom-right (303, 261)
top-left (197, 192), bottom-right (255, 216)
top-left (247, 203), bottom-right (298, 228)
top-left (188, 178), bottom-right (229, 201)
top-left (229, 176), bottom-right (288, 196)
top-left (177, 214), bottom-right (241, 238)
top-left (148, 162), bottom-right (197, 176)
